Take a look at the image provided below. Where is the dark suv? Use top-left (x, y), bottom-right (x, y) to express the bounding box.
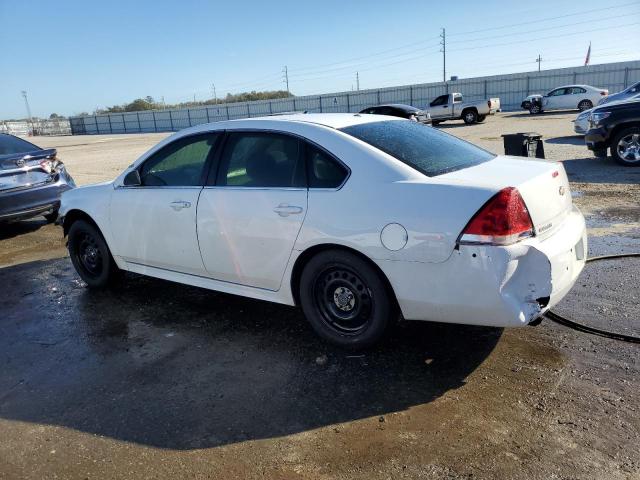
top-left (585, 99), bottom-right (640, 166)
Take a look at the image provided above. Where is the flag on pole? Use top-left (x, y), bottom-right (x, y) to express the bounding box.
top-left (585, 42), bottom-right (591, 66)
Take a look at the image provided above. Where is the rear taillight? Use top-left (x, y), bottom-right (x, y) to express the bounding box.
top-left (600, 91), bottom-right (607, 96)
top-left (458, 187), bottom-right (534, 246)
top-left (487, 100), bottom-right (492, 108)
top-left (40, 159), bottom-right (54, 173)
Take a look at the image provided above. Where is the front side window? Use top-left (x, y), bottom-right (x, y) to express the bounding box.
top-left (340, 120), bottom-right (494, 177)
top-left (306, 144), bottom-right (348, 188)
top-left (430, 95), bottom-right (448, 107)
top-left (548, 88), bottom-right (568, 96)
top-left (216, 132), bottom-right (304, 188)
top-left (140, 134), bottom-right (218, 186)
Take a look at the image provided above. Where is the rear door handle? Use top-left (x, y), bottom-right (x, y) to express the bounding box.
top-left (273, 203), bottom-right (303, 217)
top-left (170, 200), bottom-right (191, 211)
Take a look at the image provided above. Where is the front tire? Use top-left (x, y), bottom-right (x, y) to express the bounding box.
top-left (462, 109), bottom-right (478, 124)
top-left (529, 104), bottom-right (542, 114)
top-left (578, 100), bottom-right (593, 111)
top-left (611, 127), bottom-right (640, 166)
top-left (299, 250), bottom-right (393, 349)
top-left (68, 219), bottom-right (118, 288)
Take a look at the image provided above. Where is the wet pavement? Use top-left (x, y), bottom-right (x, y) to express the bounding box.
top-left (1, 118), bottom-right (639, 479)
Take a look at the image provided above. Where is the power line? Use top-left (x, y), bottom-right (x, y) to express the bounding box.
top-left (448, 21), bottom-right (639, 52)
top-left (447, 1), bottom-right (639, 37)
top-left (448, 13), bottom-right (639, 45)
top-left (288, 37), bottom-right (441, 74)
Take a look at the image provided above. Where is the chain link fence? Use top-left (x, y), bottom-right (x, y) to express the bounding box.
top-left (1, 119), bottom-right (72, 136)
top-left (69, 60), bottom-right (640, 135)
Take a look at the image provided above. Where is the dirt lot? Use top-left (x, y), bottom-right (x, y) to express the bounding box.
top-left (1, 112), bottom-right (639, 479)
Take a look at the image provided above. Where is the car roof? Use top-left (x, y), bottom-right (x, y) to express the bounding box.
top-left (364, 104), bottom-right (420, 112)
top-left (220, 113), bottom-right (399, 130)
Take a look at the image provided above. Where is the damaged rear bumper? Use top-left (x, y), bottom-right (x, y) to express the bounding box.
top-left (380, 206), bottom-right (587, 327)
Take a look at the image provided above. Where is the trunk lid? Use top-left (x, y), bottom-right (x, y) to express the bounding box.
top-left (0, 149), bottom-right (58, 192)
top-left (439, 155), bottom-right (572, 237)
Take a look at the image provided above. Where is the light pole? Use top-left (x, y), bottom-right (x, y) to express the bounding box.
top-left (21, 90), bottom-right (32, 121)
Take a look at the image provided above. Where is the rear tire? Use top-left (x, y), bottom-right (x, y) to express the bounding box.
top-left (578, 100), bottom-right (593, 111)
top-left (611, 127), bottom-right (640, 166)
top-left (477, 115), bottom-right (486, 123)
top-left (462, 109), bottom-right (478, 124)
top-left (299, 250), bottom-right (393, 349)
top-left (68, 220), bottom-right (118, 288)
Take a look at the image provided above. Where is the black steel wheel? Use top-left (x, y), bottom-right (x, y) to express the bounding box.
top-left (68, 219), bottom-right (117, 288)
top-left (299, 250), bottom-right (393, 349)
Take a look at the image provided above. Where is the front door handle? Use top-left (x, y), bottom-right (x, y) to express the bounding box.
top-left (273, 203), bottom-right (303, 217)
top-left (170, 200), bottom-right (191, 211)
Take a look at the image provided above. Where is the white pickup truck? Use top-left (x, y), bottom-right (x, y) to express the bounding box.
top-left (423, 93), bottom-right (501, 125)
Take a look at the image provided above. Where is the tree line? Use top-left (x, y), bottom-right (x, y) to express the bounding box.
top-left (93, 90), bottom-right (294, 115)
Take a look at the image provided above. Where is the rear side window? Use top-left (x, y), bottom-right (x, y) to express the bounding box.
top-left (340, 120), bottom-right (495, 177)
top-left (216, 132), bottom-right (304, 188)
top-left (140, 133), bottom-right (218, 186)
top-left (0, 134), bottom-right (41, 156)
top-left (306, 144), bottom-right (348, 188)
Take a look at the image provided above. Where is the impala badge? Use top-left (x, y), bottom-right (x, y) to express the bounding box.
top-left (15, 158), bottom-right (25, 167)
top-left (559, 186), bottom-right (565, 196)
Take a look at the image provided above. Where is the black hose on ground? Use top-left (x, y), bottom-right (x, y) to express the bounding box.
top-left (545, 253), bottom-right (640, 344)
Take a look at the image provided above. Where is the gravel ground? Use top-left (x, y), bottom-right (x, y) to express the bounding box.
top-left (1, 111), bottom-right (639, 479)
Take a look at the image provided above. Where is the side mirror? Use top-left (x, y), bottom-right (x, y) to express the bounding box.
top-left (123, 169), bottom-right (141, 186)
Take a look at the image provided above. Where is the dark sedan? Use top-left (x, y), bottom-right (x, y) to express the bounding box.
top-left (359, 104), bottom-right (431, 124)
top-left (0, 133), bottom-right (75, 222)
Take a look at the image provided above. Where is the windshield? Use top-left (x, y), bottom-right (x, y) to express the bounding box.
top-left (340, 120), bottom-right (495, 176)
top-left (0, 134), bottom-right (41, 157)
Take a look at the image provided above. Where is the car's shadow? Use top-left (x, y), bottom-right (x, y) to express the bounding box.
top-left (545, 135), bottom-right (585, 146)
top-left (503, 110), bottom-right (579, 118)
top-left (0, 218), bottom-right (49, 241)
top-left (563, 156), bottom-right (640, 184)
top-left (0, 258), bottom-right (502, 450)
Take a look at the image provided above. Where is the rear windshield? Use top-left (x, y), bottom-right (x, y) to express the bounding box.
top-left (340, 120), bottom-right (494, 176)
top-left (0, 134), bottom-right (41, 156)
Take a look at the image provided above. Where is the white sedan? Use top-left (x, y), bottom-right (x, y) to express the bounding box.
top-left (59, 114), bottom-right (587, 348)
top-left (527, 85), bottom-right (608, 114)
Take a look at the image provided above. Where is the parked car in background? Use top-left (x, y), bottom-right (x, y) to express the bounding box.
top-left (59, 113), bottom-right (586, 349)
top-left (421, 93), bottom-right (500, 124)
top-left (359, 104), bottom-right (431, 124)
top-left (598, 81), bottom-right (640, 106)
top-left (0, 133), bottom-right (75, 223)
top-left (574, 93), bottom-right (640, 134)
top-left (527, 85), bottom-right (608, 114)
top-left (585, 98), bottom-right (640, 166)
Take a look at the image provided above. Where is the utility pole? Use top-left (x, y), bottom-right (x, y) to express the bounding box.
top-left (282, 66), bottom-right (289, 93)
top-left (21, 90), bottom-right (32, 121)
top-left (440, 28), bottom-right (446, 83)
top-left (356, 72), bottom-right (360, 91)
top-left (536, 54), bottom-right (542, 72)
top-left (193, 93), bottom-right (196, 103)
top-left (211, 83), bottom-right (217, 103)
top-left (161, 96), bottom-right (165, 109)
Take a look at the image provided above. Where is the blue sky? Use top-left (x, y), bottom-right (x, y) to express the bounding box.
top-left (1, 0), bottom-right (638, 118)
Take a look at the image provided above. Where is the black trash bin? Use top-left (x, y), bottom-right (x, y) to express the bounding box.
top-left (501, 132), bottom-right (545, 159)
